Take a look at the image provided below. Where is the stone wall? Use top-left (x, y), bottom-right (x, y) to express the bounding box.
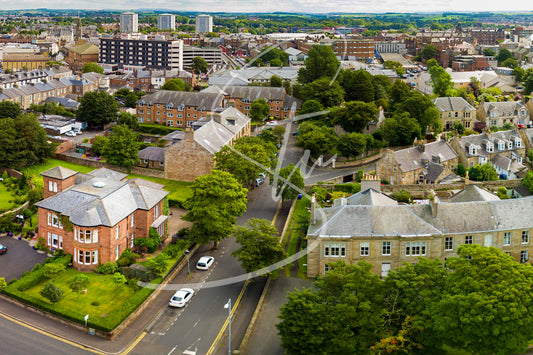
top-left (164, 133), bottom-right (214, 182)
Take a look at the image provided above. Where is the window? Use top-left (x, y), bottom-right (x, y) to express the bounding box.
top-left (324, 264), bottom-right (330, 273)
top-left (405, 242), bottom-right (410, 256)
top-left (52, 214), bottom-right (59, 227)
top-left (324, 243), bottom-right (329, 256)
top-left (154, 204), bottom-right (160, 218)
top-left (48, 181), bottom-right (53, 191)
top-left (522, 231), bottom-right (530, 244)
top-left (115, 245), bottom-right (120, 260)
top-left (92, 250), bottom-right (98, 264)
top-left (131, 214), bottom-right (134, 227)
top-left (465, 236), bottom-right (473, 245)
top-left (116, 225), bottom-right (120, 240)
top-left (382, 242), bottom-right (391, 255)
top-left (360, 242), bottom-right (369, 256)
top-left (130, 233), bottom-right (135, 248)
top-left (407, 242), bottom-right (426, 256)
top-left (504, 232), bottom-right (511, 246)
top-left (445, 237), bottom-right (453, 251)
top-left (521, 250), bottom-right (529, 263)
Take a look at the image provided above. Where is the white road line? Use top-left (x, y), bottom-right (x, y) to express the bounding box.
top-left (192, 320), bottom-right (199, 328)
top-left (183, 350), bottom-right (196, 355)
top-left (167, 346), bottom-right (177, 355)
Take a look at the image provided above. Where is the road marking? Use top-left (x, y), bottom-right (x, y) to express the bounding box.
top-left (205, 277), bottom-right (250, 355)
top-left (167, 346), bottom-right (177, 355)
top-left (192, 320), bottom-right (199, 328)
top-left (183, 351), bottom-right (196, 355)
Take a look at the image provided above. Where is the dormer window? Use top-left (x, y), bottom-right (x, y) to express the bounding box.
top-left (498, 142), bottom-right (505, 150)
top-left (469, 146), bottom-right (478, 155)
top-left (243, 98), bottom-right (250, 104)
top-left (166, 103), bottom-right (173, 110)
top-left (178, 104), bottom-right (184, 111)
top-left (515, 138), bottom-right (522, 148)
top-left (486, 142), bottom-right (493, 153)
top-left (508, 141), bottom-right (513, 150)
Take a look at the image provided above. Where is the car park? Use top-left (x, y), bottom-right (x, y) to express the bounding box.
top-left (196, 256), bottom-right (214, 270)
top-left (0, 244), bottom-right (7, 255)
top-left (169, 288), bottom-right (194, 307)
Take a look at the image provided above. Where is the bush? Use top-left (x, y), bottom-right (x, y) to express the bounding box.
top-left (391, 190), bottom-right (412, 203)
top-left (94, 262), bottom-right (118, 275)
top-left (113, 272), bottom-right (127, 286)
top-left (0, 277), bottom-right (6, 291)
top-left (42, 263), bottom-right (66, 278)
top-left (145, 254), bottom-right (169, 276)
top-left (117, 248), bottom-right (137, 267)
top-left (138, 124), bottom-right (183, 135)
top-left (134, 235), bottom-right (160, 254)
top-left (333, 183), bottom-right (361, 194)
top-left (35, 237), bottom-right (48, 251)
top-left (40, 282), bottom-right (63, 303)
top-left (69, 274), bottom-right (89, 293)
top-left (91, 301), bottom-right (100, 306)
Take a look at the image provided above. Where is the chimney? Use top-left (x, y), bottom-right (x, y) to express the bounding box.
top-left (414, 137), bottom-right (425, 152)
top-left (333, 197), bottom-right (348, 207)
top-left (310, 193), bottom-right (316, 225)
top-left (211, 113), bottom-right (222, 124)
top-left (429, 190), bottom-right (439, 217)
top-left (360, 173), bottom-right (381, 193)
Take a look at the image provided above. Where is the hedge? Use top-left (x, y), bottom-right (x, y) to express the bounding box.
top-left (138, 123), bottom-right (183, 135)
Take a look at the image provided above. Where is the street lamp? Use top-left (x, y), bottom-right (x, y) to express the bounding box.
top-left (183, 249), bottom-right (190, 274)
top-left (224, 298), bottom-right (231, 355)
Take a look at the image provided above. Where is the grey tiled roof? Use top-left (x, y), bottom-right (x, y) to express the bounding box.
top-left (35, 168), bottom-right (168, 227)
top-left (87, 168), bottom-right (127, 181)
top-left (139, 90), bottom-right (222, 110)
top-left (482, 101), bottom-right (526, 116)
top-left (347, 188), bottom-right (398, 206)
top-left (139, 146), bottom-right (165, 162)
top-left (425, 162), bottom-right (445, 182)
top-left (211, 85), bottom-right (286, 101)
top-left (449, 185), bottom-right (500, 203)
top-left (456, 130), bottom-right (522, 157)
top-left (432, 97), bottom-right (475, 112)
top-left (40, 166), bottom-right (78, 179)
top-left (393, 140), bottom-right (457, 173)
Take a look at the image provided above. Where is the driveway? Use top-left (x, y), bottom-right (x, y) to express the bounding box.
top-left (0, 236), bottom-right (49, 282)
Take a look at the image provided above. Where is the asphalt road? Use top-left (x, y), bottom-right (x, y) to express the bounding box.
top-left (0, 236), bottom-right (48, 282)
top-left (130, 182), bottom-right (281, 355)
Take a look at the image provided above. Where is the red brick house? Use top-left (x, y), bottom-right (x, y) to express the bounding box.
top-left (35, 167), bottom-right (169, 271)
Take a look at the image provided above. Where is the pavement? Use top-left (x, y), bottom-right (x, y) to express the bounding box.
top-left (243, 276), bottom-right (313, 355)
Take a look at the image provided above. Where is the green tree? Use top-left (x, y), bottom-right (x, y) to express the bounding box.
top-left (523, 171), bottom-right (533, 192)
top-left (381, 112), bottom-right (421, 146)
top-left (495, 48), bottom-right (513, 64)
top-left (145, 255), bottom-right (168, 276)
top-left (69, 274), bottom-right (89, 293)
top-left (249, 99), bottom-right (270, 122)
top-left (425, 59), bottom-right (439, 70)
top-left (215, 136), bottom-right (276, 186)
top-left (13, 114), bottom-right (55, 168)
top-left (77, 91), bottom-right (119, 129)
top-left (124, 91), bottom-right (139, 108)
top-left (0, 118), bottom-right (17, 168)
top-left (456, 163), bottom-right (466, 177)
top-left (161, 78), bottom-right (185, 91)
top-left (433, 245), bottom-right (533, 355)
top-left (337, 132), bottom-right (367, 159)
top-left (430, 65), bottom-right (454, 97)
top-left (342, 69), bottom-right (375, 102)
top-left (388, 80), bottom-right (411, 109)
top-left (272, 125), bottom-right (286, 142)
top-left (513, 66), bottom-right (526, 83)
top-left (40, 282), bottom-right (64, 303)
top-left (82, 62), bottom-right (104, 74)
top-left (501, 57), bottom-right (519, 69)
top-left (298, 99), bottom-right (324, 117)
top-left (276, 163), bottom-right (305, 201)
top-left (0, 101), bottom-right (22, 119)
top-left (277, 261), bottom-right (385, 355)
top-left (269, 58), bottom-right (282, 67)
top-left (270, 75), bottom-right (282, 87)
top-left (468, 163), bottom-right (498, 181)
top-left (232, 218), bottom-right (287, 276)
top-left (418, 45), bottom-right (438, 60)
top-left (483, 48), bottom-right (496, 57)
top-left (117, 112), bottom-right (139, 130)
top-left (113, 272), bottom-right (127, 286)
top-left (298, 45), bottom-right (340, 84)
top-left (91, 135), bottom-right (108, 156)
top-left (102, 125), bottom-right (140, 171)
top-left (523, 68), bottom-right (533, 94)
top-left (192, 56), bottom-right (208, 74)
top-left (302, 77), bottom-right (345, 108)
top-left (331, 101), bottom-right (378, 133)
top-left (182, 170), bottom-right (248, 248)
top-left (396, 91), bottom-right (441, 134)
top-left (296, 122), bottom-right (338, 158)
top-left (0, 277), bottom-right (6, 291)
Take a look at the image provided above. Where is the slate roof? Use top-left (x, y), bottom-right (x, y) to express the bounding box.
top-left (393, 140), bottom-right (457, 173)
top-left (40, 166), bottom-right (78, 179)
top-left (482, 101), bottom-right (527, 117)
top-left (347, 188), bottom-right (398, 206)
top-left (139, 146), bottom-right (165, 162)
top-left (456, 130), bottom-right (522, 157)
top-left (44, 96), bottom-right (80, 109)
top-left (139, 90), bottom-right (222, 110)
top-left (449, 185), bottom-right (500, 203)
top-left (432, 97), bottom-right (475, 112)
top-left (193, 107), bottom-right (250, 154)
top-left (212, 85), bottom-right (286, 101)
top-left (35, 167), bottom-right (168, 227)
top-left (309, 187), bottom-right (533, 237)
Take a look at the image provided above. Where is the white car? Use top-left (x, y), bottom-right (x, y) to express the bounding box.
top-left (266, 120), bottom-right (278, 126)
top-left (65, 131), bottom-right (76, 137)
top-left (196, 256), bottom-right (214, 270)
top-left (169, 288), bottom-right (194, 307)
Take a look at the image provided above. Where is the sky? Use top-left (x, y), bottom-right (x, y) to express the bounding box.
top-left (0, 0), bottom-right (531, 13)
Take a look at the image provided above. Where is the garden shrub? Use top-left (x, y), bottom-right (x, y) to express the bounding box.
top-left (117, 248), bottom-right (137, 267)
top-left (113, 272), bottom-right (127, 286)
top-left (145, 254), bottom-right (168, 276)
top-left (40, 282), bottom-right (63, 303)
top-left (42, 263), bottom-right (66, 278)
top-left (391, 190), bottom-right (413, 203)
top-left (94, 262), bottom-right (118, 275)
top-left (69, 274), bottom-right (89, 293)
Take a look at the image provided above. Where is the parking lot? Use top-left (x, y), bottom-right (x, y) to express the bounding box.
top-left (0, 236), bottom-right (48, 282)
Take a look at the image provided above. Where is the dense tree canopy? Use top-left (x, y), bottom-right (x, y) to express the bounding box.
top-left (381, 112), bottom-right (421, 146)
top-left (182, 170), bottom-right (248, 247)
top-left (430, 64), bottom-right (454, 97)
top-left (102, 125), bottom-right (140, 171)
top-left (302, 77), bottom-right (345, 108)
top-left (161, 79), bottom-right (185, 91)
top-left (82, 62), bottom-right (104, 74)
top-left (337, 132), bottom-right (367, 159)
top-left (331, 101), bottom-right (378, 133)
top-left (192, 56), bottom-right (208, 74)
top-left (232, 218), bottom-right (287, 276)
top-left (297, 45), bottom-right (340, 84)
top-left (249, 99), bottom-right (271, 122)
top-left (77, 91), bottom-right (119, 128)
top-left (0, 101), bottom-right (22, 119)
top-left (341, 69), bottom-right (375, 102)
top-left (296, 121), bottom-right (338, 158)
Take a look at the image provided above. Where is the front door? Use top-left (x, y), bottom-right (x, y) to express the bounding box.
top-left (381, 263), bottom-right (391, 278)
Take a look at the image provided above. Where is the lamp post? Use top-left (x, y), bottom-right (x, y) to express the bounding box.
top-left (224, 298), bottom-right (231, 355)
top-left (184, 249), bottom-right (190, 274)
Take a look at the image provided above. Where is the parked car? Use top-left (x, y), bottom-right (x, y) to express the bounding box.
top-left (73, 128), bottom-right (82, 135)
top-left (169, 288), bottom-right (194, 307)
top-left (266, 120), bottom-right (278, 126)
top-left (65, 131), bottom-right (76, 137)
top-left (196, 256), bottom-right (214, 270)
top-left (255, 178), bottom-right (265, 187)
top-left (0, 244), bottom-right (7, 255)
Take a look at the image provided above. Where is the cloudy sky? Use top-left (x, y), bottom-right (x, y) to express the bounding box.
top-left (0, 0), bottom-right (529, 13)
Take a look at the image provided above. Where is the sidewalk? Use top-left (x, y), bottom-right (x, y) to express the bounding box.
top-left (242, 276), bottom-right (313, 355)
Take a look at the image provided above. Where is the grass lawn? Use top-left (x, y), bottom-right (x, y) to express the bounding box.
top-left (0, 183), bottom-right (16, 211)
top-left (127, 174), bottom-right (193, 203)
top-left (284, 198), bottom-right (311, 278)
